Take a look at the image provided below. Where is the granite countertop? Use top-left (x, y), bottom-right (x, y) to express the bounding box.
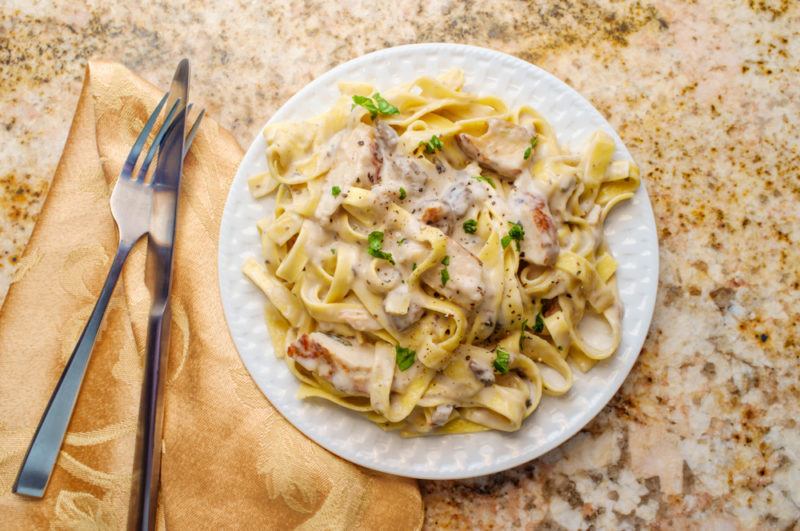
top-left (2, 0), bottom-right (798, 528)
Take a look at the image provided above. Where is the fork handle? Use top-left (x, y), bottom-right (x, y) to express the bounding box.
top-left (12, 239), bottom-right (135, 498)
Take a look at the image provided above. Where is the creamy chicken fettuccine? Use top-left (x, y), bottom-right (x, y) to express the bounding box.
top-left (243, 70), bottom-right (640, 435)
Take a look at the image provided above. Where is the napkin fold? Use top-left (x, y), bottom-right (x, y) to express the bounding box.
top-left (0, 61), bottom-right (422, 530)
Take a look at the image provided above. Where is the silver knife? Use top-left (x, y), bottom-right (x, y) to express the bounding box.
top-left (129, 59), bottom-right (189, 531)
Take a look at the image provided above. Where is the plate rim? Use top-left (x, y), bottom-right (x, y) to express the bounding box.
top-left (217, 42), bottom-right (659, 480)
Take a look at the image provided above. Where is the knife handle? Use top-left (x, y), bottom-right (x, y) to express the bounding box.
top-left (13, 240), bottom-right (133, 498)
top-left (129, 301), bottom-right (172, 531)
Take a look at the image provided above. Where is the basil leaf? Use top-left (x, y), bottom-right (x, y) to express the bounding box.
top-left (395, 345), bottom-right (416, 371)
top-left (493, 348), bottom-right (510, 374)
top-left (352, 95), bottom-right (378, 118)
top-left (419, 135), bottom-right (443, 154)
top-left (373, 92), bottom-right (400, 115)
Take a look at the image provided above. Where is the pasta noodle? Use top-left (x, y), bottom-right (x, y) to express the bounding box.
top-left (243, 70), bottom-right (639, 435)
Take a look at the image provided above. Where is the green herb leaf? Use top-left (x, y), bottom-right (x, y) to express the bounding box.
top-left (502, 221), bottom-right (525, 251)
top-left (440, 267), bottom-right (450, 286)
top-left (399, 187), bottom-right (407, 200)
top-left (331, 185), bottom-right (341, 197)
top-left (493, 348), bottom-right (510, 374)
top-left (473, 174), bottom-right (496, 188)
top-left (533, 312), bottom-right (544, 333)
top-left (367, 231), bottom-right (395, 264)
top-left (441, 255), bottom-right (450, 266)
top-left (352, 95), bottom-right (378, 118)
top-left (463, 219), bottom-right (478, 234)
top-left (373, 92), bottom-right (400, 115)
top-left (397, 238), bottom-right (406, 245)
top-left (353, 93), bottom-right (399, 119)
top-left (411, 262), bottom-right (417, 271)
top-left (330, 248), bottom-right (336, 255)
top-left (419, 135), bottom-right (444, 154)
top-left (395, 345), bottom-right (416, 371)
top-left (524, 136), bottom-right (538, 160)
top-left (508, 221), bottom-right (524, 240)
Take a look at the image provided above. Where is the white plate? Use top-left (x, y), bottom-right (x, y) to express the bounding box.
top-left (218, 43), bottom-right (658, 480)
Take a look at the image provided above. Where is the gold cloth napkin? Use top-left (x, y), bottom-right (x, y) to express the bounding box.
top-left (0, 61), bottom-right (422, 530)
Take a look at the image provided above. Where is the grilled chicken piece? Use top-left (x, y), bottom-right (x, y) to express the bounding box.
top-left (456, 119), bottom-right (534, 179)
top-left (418, 181), bottom-right (474, 234)
top-left (376, 121), bottom-right (429, 186)
top-left (508, 186), bottom-right (559, 266)
top-left (420, 200), bottom-right (451, 230)
top-left (316, 124), bottom-right (382, 219)
top-left (421, 239), bottom-right (484, 310)
top-left (287, 332), bottom-right (373, 395)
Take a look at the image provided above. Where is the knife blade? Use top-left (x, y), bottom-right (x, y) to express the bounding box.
top-left (129, 58), bottom-right (189, 531)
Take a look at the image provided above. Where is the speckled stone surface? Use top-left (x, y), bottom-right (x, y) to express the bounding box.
top-left (1, 0), bottom-right (798, 528)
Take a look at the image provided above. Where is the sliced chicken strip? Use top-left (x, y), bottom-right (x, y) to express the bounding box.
top-left (287, 332), bottom-right (373, 395)
top-left (507, 185), bottom-right (560, 266)
top-left (456, 119), bottom-right (535, 179)
top-left (417, 180), bottom-right (475, 234)
top-left (376, 121), bottom-right (429, 187)
top-left (421, 238), bottom-right (484, 311)
top-left (315, 123), bottom-right (382, 220)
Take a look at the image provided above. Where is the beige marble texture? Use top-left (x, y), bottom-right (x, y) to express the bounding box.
top-left (1, 0), bottom-right (798, 528)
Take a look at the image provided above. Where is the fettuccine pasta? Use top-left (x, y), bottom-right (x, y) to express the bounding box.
top-left (243, 70), bottom-right (639, 435)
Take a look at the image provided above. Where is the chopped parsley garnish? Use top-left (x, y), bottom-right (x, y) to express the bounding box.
top-left (373, 93), bottom-right (400, 115)
top-left (441, 255), bottom-right (450, 266)
top-left (463, 219), bottom-right (478, 234)
top-left (397, 238), bottom-right (406, 245)
top-left (367, 231), bottom-right (395, 264)
top-left (395, 345), bottom-right (416, 371)
top-left (330, 248), bottom-right (336, 255)
top-left (493, 348), bottom-right (510, 374)
top-left (399, 187), bottom-right (407, 200)
top-left (419, 134), bottom-right (444, 154)
top-left (352, 95), bottom-right (378, 118)
top-left (473, 174), bottom-right (496, 188)
top-left (352, 93), bottom-right (399, 119)
top-left (440, 266), bottom-right (450, 286)
top-left (411, 262), bottom-right (417, 271)
top-left (523, 135), bottom-right (538, 160)
top-left (501, 221), bottom-right (525, 251)
top-left (533, 312), bottom-right (544, 333)
top-left (331, 185), bottom-right (341, 197)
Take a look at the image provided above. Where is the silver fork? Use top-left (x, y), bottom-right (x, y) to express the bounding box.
top-left (12, 95), bottom-right (204, 498)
